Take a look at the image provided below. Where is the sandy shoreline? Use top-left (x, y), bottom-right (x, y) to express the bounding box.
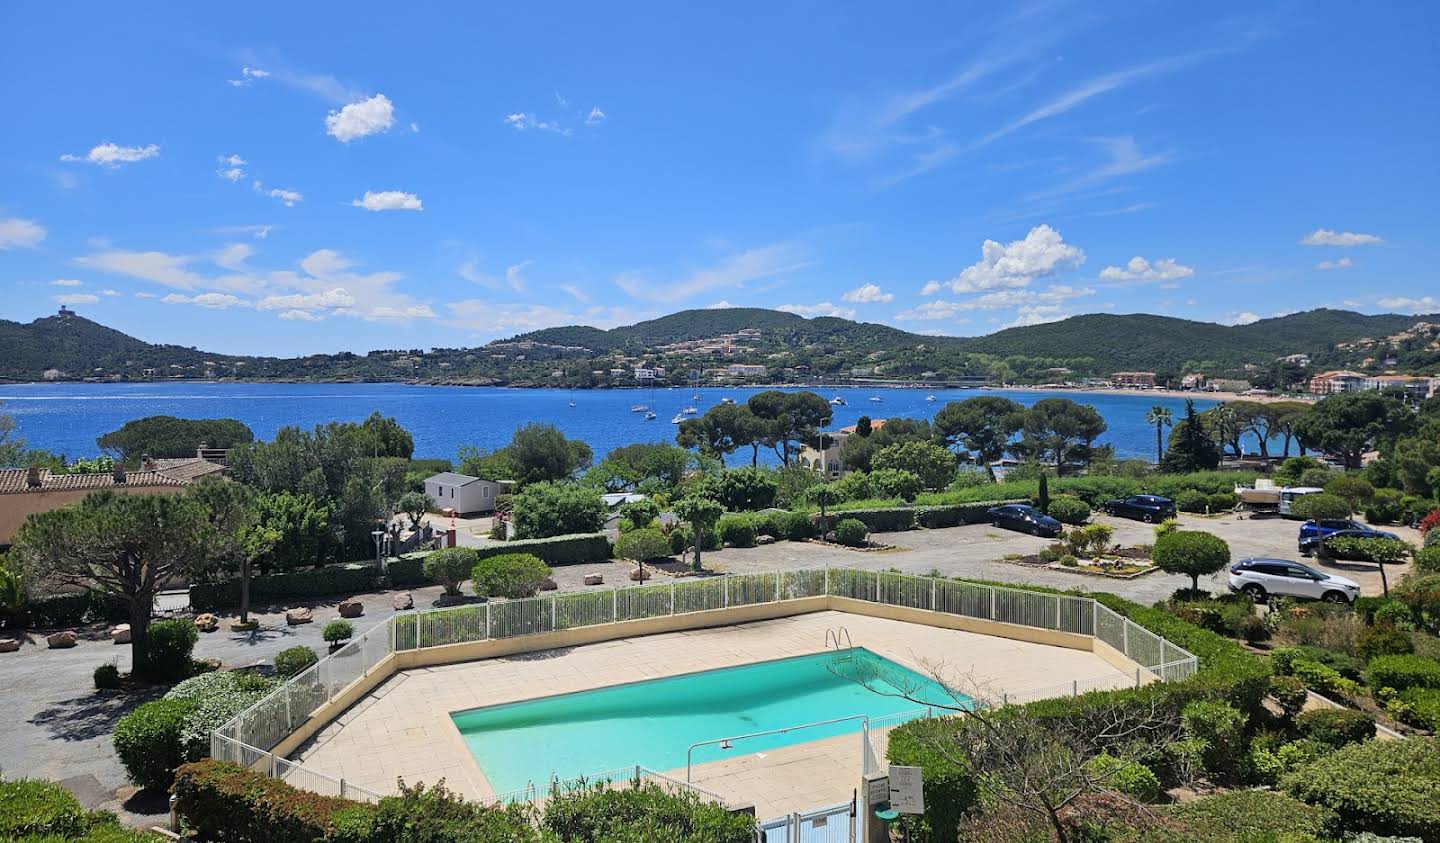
top-left (992, 385), bottom-right (1316, 404)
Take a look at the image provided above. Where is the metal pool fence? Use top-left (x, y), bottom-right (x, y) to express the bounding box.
top-left (213, 566), bottom-right (1197, 802)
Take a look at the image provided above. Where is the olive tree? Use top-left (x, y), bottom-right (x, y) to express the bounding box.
top-left (423, 547), bottom-right (478, 597)
top-left (673, 496), bottom-right (723, 572)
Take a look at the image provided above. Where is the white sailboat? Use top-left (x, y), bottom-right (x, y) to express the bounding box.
top-left (830, 396), bottom-right (846, 406)
top-left (682, 405), bottom-right (699, 414)
top-left (671, 412), bottom-right (685, 424)
top-left (644, 410), bottom-right (657, 420)
top-left (925, 395), bottom-right (937, 402)
top-left (868, 395), bottom-right (883, 403)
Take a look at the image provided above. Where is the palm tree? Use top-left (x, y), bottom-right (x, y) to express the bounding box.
top-left (1145, 405), bottom-right (1173, 465)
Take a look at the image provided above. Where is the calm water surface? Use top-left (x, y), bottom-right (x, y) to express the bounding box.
top-left (0, 382), bottom-right (1220, 462)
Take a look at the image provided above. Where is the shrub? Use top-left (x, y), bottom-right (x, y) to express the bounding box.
top-left (1357, 623), bottom-right (1416, 661)
top-left (1396, 686), bottom-right (1440, 730)
top-left (113, 698), bottom-right (198, 790)
top-left (370, 779), bottom-right (537, 842)
top-left (542, 780), bottom-right (754, 843)
top-left (0, 778), bottom-right (113, 838)
top-left (1273, 646), bottom-right (1365, 682)
top-left (1170, 789), bottom-right (1336, 842)
top-left (614, 527), bottom-right (671, 562)
top-left (618, 499), bottom-right (661, 530)
top-left (1296, 708), bottom-right (1376, 747)
top-left (1153, 530), bottom-right (1231, 593)
top-left (189, 564), bottom-right (376, 612)
top-left (1291, 659), bottom-right (1360, 699)
top-left (1269, 675), bottom-right (1308, 720)
top-left (511, 481), bottom-right (607, 539)
top-left (164, 670), bottom-right (279, 761)
top-left (1394, 574), bottom-right (1440, 632)
top-left (173, 759), bottom-right (378, 843)
top-left (833, 518), bottom-right (869, 547)
top-left (471, 553), bottom-right (551, 599)
top-left (1414, 546), bottom-right (1440, 574)
top-left (1154, 516), bottom-right (1179, 539)
top-left (322, 619), bottom-right (354, 644)
top-left (146, 618), bottom-right (198, 681)
top-left (1175, 489), bottom-right (1209, 513)
top-left (1059, 554), bottom-right (1079, 567)
top-left (1366, 654), bottom-right (1440, 690)
top-left (1325, 474), bottom-right (1376, 511)
top-left (1206, 491), bottom-right (1238, 513)
top-left (273, 645), bottom-right (319, 678)
top-left (423, 547), bottom-right (479, 596)
top-left (1237, 613), bottom-right (1270, 644)
top-left (1292, 492), bottom-right (1353, 521)
top-left (823, 506), bottom-right (916, 533)
top-left (1365, 488), bottom-right (1407, 524)
top-left (1182, 699), bottom-right (1247, 772)
top-left (1085, 753), bottom-right (1161, 802)
top-left (1046, 495), bottom-right (1091, 525)
top-left (474, 533), bottom-right (612, 566)
top-left (717, 514), bottom-right (757, 548)
top-left (93, 662), bottom-right (120, 690)
top-left (886, 716), bottom-right (978, 842)
top-left (778, 510), bottom-right (815, 541)
top-left (384, 555), bottom-right (427, 587)
top-left (869, 468), bottom-right (923, 502)
top-left (1283, 736), bottom-right (1440, 839)
top-left (714, 466), bottom-right (779, 511)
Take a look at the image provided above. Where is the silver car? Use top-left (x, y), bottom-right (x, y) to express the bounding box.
top-left (1227, 557), bottom-right (1360, 604)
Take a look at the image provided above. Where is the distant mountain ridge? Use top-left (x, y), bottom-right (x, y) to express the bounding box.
top-left (0, 306), bottom-right (1434, 385)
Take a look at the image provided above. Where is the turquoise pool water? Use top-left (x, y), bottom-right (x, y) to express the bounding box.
top-left (451, 648), bottom-right (960, 793)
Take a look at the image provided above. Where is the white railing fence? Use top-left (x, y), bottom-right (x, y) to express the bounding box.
top-left (213, 566), bottom-right (1197, 804)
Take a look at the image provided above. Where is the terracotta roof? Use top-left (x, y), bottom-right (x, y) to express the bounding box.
top-left (0, 468), bottom-right (190, 495)
top-left (838, 419), bottom-right (887, 434)
top-left (149, 458), bottom-right (227, 482)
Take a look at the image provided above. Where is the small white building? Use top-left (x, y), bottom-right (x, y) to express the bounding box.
top-left (423, 472), bottom-right (506, 515)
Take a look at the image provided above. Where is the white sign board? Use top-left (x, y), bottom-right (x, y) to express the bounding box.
top-left (866, 775), bottom-right (890, 806)
top-left (889, 765), bottom-right (924, 814)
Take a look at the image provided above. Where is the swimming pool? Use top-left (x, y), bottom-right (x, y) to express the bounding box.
top-left (450, 648), bottom-right (960, 793)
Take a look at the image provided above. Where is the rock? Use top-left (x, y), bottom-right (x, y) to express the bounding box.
top-left (110, 624), bottom-right (131, 644)
top-left (338, 600), bottom-right (364, 618)
top-left (0, 639), bottom-right (19, 653)
top-left (285, 607), bottom-right (313, 626)
top-left (194, 613), bottom-right (220, 632)
top-left (756, 535), bottom-right (777, 545)
top-left (583, 574), bottom-right (605, 586)
top-left (194, 657), bottom-right (222, 673)
top-left (539, 577), bottom-right (558, 592)
top-left (629, 566), bottom-right (650, 582)
top-left (392, 592), bottom-right (414, 610)
top-left (47, 630), bottom-right (79, 649)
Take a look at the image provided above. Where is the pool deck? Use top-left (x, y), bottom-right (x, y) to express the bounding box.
top-left (290, 610), bottom-right (1132, 819)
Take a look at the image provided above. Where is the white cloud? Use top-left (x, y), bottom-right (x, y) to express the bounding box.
top-left (50, 279), bottom-right (84, 287)
top-left (216, 154), bottom-right (247, 182)
top-left (227, 66), bottom-right (270, 87)
top-left (98, 288), bottom-right (121, 296)
top-left (214, 243), bottom-right (253, 270)
top-left (351, 190), bottom-right (423, 212)
top-left (55, 293), bottom-right (99, 305)
top-left (134, 291), bottom-right (158, 299)
top-left (325, 94), bottom-right (395, 142)
top-left (446, 300), bottom-right (642, 335)
top-left (368, 304), bottom-right (438, 321)
top-left (75, 250), bottom-right (204, 289)
top-left (1002, 304), bottom-right (1070, 328)
top-left (776, 301), bottom-right (856, 319)
top-left (504, 112), bottom-right (572, 135)
top-left (460, 259), bottom-right (533, 294)
top-left (894, 300), bottom-right (966, 321)
top-left (1300, 229), bottom-right (1383, 247)
top-left (1223, 311), bottom-right (1261, 326)
top-left (705, 300), bottom-right (737, 309)
top-left (1099, 256), bottom-right (1194, 282)
top-left (1377, 295), bottom-right (1440, 314)
top-left (410, 122), bottom-right (420, 133)
top-left (919, 280), bottom-right (943, 295)
top-left (895, 285), bottom-right (1094, 321)
top-left (586, 107), bottom-right (606, 126)
top-left (60, 142), bottom-right (159, 167)
top-left (278, 309), bottom-right (322, 321)
top-left (1316, 257), bottom-right (1353, 270)
top-left (615, 243), bottom-right (809, 303)
top-left (841, 283), bottom-right (894, 304)
top-left (0, 217), bottom-right (47, 249)
top-left (257, 288), bottom-right (356, 311)
top-left (253, 181), bottom-right (303, 207)
top-left (560, 284), bottom-right (591, 303)
top-left (162, 292), bottom-right (248, 309)
top-left (947, 224), bottom-right (1084, 293)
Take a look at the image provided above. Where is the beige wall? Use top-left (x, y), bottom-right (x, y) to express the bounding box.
top-left (0, 485), bottom-right (186, 545)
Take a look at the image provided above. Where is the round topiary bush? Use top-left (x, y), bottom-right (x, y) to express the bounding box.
top-left (423, 547), bottom-right (480, 597)
top-left (93, 662), bottom-right (121, 690)
top-left (113, 698), bottom-right (199, 791)
top-left (1046, 495), bottom-right (1091, 525)
top-left (1153, 530), bottom-right (1231, 593)
top-left (832, 518), bottom-right (869, 547)
top-left (1295, 708), bottom-right (1376, 748)
top-left (273, 645), bottom-right (319, 678)
top-left (322, 619), bottom-right (354, 645)
top-left (146, 618), bottom-right (199, 681)
top-left (471, 553), bottom-right (551, 599)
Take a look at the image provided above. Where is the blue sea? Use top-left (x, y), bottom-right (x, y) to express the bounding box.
top-left (0, 382), bottom-right (1222, 463)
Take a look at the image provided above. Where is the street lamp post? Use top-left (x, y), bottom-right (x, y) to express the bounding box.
top-left (371, 529), bottom-right (386, 571)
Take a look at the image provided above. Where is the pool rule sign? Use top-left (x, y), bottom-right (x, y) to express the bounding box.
top-left (889, 765), bottom-right (924, 813)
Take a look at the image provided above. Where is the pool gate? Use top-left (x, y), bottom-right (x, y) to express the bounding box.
top-left (761, 797), bottom-right (856, 843)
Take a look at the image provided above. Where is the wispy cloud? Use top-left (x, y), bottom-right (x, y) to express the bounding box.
top-left (351, 190), bottom-right (423, 212)
top-left (1300, 229), bottom-right (1383, 247)
top-left (615, 243), bottom-right (811, 304)
top-left (0, 217), bottom-right (46, 249)
top-left (1316, 257), bottom-right (1353, 270)
top-left (226, 66), bottom-right (270, 87)
top-left (777, 301), bottom-right (856, 319)
top-left (60, 142), bottom-right (160, 167)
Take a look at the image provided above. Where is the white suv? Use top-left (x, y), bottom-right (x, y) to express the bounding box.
top-left (1227, 557), bottom-right (1360, 604)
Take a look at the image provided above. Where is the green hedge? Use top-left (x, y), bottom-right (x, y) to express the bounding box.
top-left (173, 759), bottom-right (376, 843)
top-left (190, 564), bottom-right (377, 612)
top-left (472, 533), bottom-right (612, 566)
top-left (885, 717), bottom-right (978, 842)
top-left (541, 781), bottom-right (755, 843)
top-left (1283, 736), bottom-right (1440, 839)
top-left (1295, 708), bottom-right (1376, 748)
top-left (384, 555), bottom-right (428, 586)
top-left (113, 698), bottom-right (198, 791)
top-left (1366, 654), bottom-right (1440, 691)
top-left (913, 500), bottom-right (1024, 528)
top-left (1168, 789), bottom-right (1335, 841)
top-left (0, 779), bottom-right (118, 839)
top-left (23, 591), bottom-right (129, 629)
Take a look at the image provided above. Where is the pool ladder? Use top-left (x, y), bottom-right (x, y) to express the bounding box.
top-left (825, 626), bottom-right (854, 659)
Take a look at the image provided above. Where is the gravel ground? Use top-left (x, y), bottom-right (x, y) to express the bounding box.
top-left (0, 511), bottom-right (1416, 826)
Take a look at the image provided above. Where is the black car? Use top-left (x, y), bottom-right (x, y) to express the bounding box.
top-left (1101, 494), bottom-right (1177, 522)
top-left (1299, 527), bottom-right (1399, 558)
top-left (986, 504), bottom-right (1062, 537)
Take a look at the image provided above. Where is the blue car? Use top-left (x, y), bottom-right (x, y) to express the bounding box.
top-left (1298, 520), bottom-right (1397, 556)
top-left (986, 504), bottom-right (1062, 537)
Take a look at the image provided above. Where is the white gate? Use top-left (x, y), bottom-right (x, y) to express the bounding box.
top-left (760, 798), bottom-right (855, 843)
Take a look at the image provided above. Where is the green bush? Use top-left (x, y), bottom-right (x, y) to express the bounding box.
top-left (1152, 530), bottom-right (1231, 593)
top-left (869, 468), bottom-right (923, 502)
top-left (322, 619), bottom-right (354, 644)
top-left (1292, 659), bottom-right (1360, 699)
top-left (912, 500), bottom-right (1024, 528)
top-left (471, 553), bottom-right (551, 599)
top-left (777, 511), bottom-right (814, 541)
top-left (832, 518), bottom-right (869, 547)
top-left (511, 481), bottom-right (607, 539)
top-left (423, 547), bottom-right (479, 597)
top-left (1283, 736), bottom-right (1440, 839)
top-left (1414, 546), bottom-right (1440, 574)
top-left (1396, 686), bottom-right (1440, 730)
top-left (1365, 488), bottom-right (1407, 524)
top-left (1357, 623), bottom-right (1416, 661)
top-left (173, 759), bottom-right (378, 843)
top-left (886, 716), bottom-right (978, 842)
top-left (618, 499), bottom-right (661, 530)
top-left (1085, 753), bottom-right (1161, 802)
top-left (614, 527), bottom-right (672, 562)
top-left (113, 698), bottom-right (198, 790)
top-left (369, 779), bottom-right (537, 842)
top-left (542, 780), bottom-right (754, 843)
top-left (1273, 646), bottom-right (1365, 681)
top-left (25, 590), bottom-right (129, 628)
top-left (93, 662), bottom-right (120, 690)
top-left (1206, 491), bottom-right (1238, 512)
top-left (714, 466), bottom-right (779, 512)
top-left (473, 533), bottom-right (612, 566)
top-left (146, 618), bottom-right (198, 681)
top-left (1269, 675), bottom-right (1308, 720)
top-left (164, 670), bottom-right (280, 761)
top-left (1296, 708), bottom-right (1376, 747)
top-left (1292, 492), bottom-right (1353, 521)
top-left (1170, 789), bottom-right (1336, 842)
top-left (273, 645), bottom-right (319, 678)
top-left (716, 514), bottom-right (757, 548)
top-left (1182, 699), bottom-right (1247, 772)
top-left (384, 555), bottom-right (427, 586)
top-left (0, 778), bottom-right (115, 839)
top-left (190, 563), bottom-right (377, 612)
top-left (1046, 495), bottom-right (1091, 525)
top-left (1175, 489), bottom-right (1209, 513)
top-left (822, 506), bottom-right (915, 533)
top-left (1366, 654), bottom-right (1440, 691)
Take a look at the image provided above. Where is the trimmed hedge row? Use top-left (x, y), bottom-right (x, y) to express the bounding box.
top-left (472, 533), bottom-right (612, 567)
top-left (190, 564), bottom-right (375, 612)
top-left (1282, 736), bottom-right (1440, 839)
top-left (173, 760), bottom-right (376, 843)
top-left (20, 591), bottom-right (129, 629)
top-left (826, 500), bottom-right (1024, 533)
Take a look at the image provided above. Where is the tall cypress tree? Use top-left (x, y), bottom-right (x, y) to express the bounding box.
top-left (1159, 400), bottom-right (1220, 473)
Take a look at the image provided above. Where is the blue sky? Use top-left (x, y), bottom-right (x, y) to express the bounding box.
top-left (2, 2), bottom-right (1437, 356)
